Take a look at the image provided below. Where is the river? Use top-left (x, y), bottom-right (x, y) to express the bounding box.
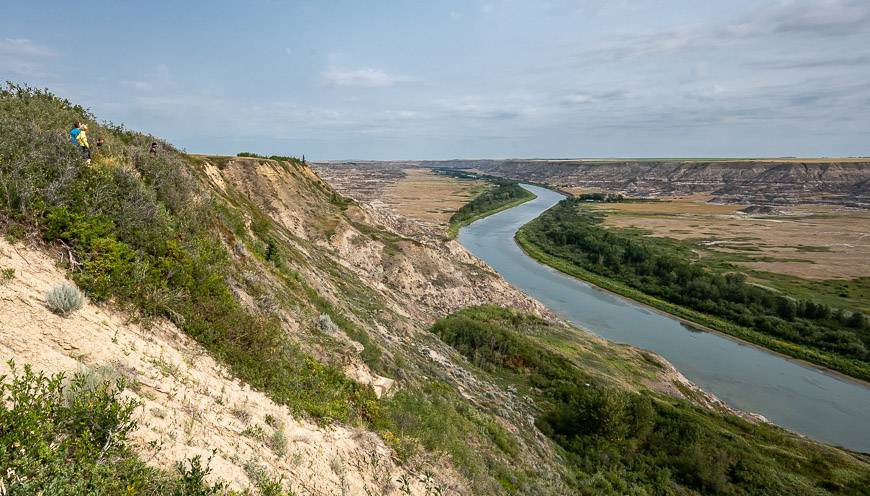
top-left (458, 183), bottom-right (870, 453)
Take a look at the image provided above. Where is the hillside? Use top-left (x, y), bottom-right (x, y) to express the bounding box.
top-left (2, 86), bottom-right (870, 495)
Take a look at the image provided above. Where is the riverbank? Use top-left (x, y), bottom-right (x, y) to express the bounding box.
top-left (447, 188), bottom-right (536, 238)
top-left (515, 225), bottom-right (870, 383)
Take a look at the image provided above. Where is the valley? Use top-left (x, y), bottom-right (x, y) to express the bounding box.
top-left (7, 2), bottom-right (870, 494)
top-left (2, 87), bottom-right (869, 494)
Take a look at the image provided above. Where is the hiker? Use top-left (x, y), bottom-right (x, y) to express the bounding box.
top-left (77, 124), bottom-right (91, 164)
top-left (149, 141), bottom-right (158, 156)
top-left (69, 122), bottom-right (81, 146)
top-left (94, 137), bottom-right (106, 159)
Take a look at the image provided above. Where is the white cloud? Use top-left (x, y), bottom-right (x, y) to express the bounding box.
top-left (322, 67), bottom-right (414, 88)
top-left (585, 0), bottom-right (870, 61)
top-left (559, 89), bottom-right (628, 106)
top-left (383, 110), bottom-right (421, 119)
top-left (0, 38), bottom-right (56, 57)
top-left (124, 81), bottom-right (154, 91)
top-left (0, 38), bottom-right (57, 78)
top-left (563, 93), bottom-right (594, 104)
top-left (121, 64), bottom-right (173, 93)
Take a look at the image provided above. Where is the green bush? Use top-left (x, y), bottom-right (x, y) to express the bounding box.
top-left (0, 362), bottom-right (227, 495)
top-left (269, 427), bottom-right (289, 458)
top-left (431, 306), bottom-right (870, 495)
top-left (173, 456), bottom-right (228, 496)
top-left (237, 151), bottom-right (304, 165)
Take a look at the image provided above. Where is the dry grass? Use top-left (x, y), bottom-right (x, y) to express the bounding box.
top-left (593, 198), bottom-right (870, 280)
top-left (381, 169), bottom-right (489, 230)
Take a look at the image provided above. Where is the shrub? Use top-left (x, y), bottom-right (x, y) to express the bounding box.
top-left (241, 423), bottom-right (267, 441)
top-left (45, 282), bottom-right (84, 316)
top-left (318, 313), bottom-right (339, 333)
top-left (269, 427), bottom-right (288, 457)
top-left (173, 456), bottom-right (227, 496)
top-left (0, 361), bottom-right (232, 494)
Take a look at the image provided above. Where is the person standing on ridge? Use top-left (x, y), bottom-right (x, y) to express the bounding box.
top-left (149, 141), bottom-right (158, 156)
top-left (69, 122), bottom-right (80, 146)
top-left (77, 124), bottom-right (91, 164)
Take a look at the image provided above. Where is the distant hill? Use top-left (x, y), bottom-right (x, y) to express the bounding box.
top-left (422, 159), bottom-right (870, 207)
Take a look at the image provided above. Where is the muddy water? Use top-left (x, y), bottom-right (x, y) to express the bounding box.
top-left (458, 184), bottom-right (870, 452)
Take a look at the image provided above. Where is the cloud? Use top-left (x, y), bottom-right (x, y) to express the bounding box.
top-left (593, 76), bottom-right (870, 131)
top-left (750, 54), bottom-right (870, 70)
top-left (121, 64), bottom-right (173, 93)
top-left (0, 38), bottom-right (56, 57)
top-left (124, 81), bottom-right (154, 91)
top-left (428, 94), bottom-right (543, 123)
top-left (322, 67), bottom-right (414, 88)
top-left (0, 38), bottom-right (57, 78)
top-left (583, 0), bottom-right (870, 61)
top-left (382, 110), bottom-right (422, 119)
top-left (560, 89), bottom-right (627, 105)
top-left (764, 0), bottom-right (870, 36)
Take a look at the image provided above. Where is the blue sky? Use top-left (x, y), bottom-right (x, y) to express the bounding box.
top-left (2, 0), bottom-right (869, 159)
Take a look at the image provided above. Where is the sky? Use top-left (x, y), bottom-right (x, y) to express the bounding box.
top-left (2, 0), bottom-right (869, 160)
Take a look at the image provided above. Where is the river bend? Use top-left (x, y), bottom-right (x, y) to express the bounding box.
top-left (458, 184), bottom-right (870, 453)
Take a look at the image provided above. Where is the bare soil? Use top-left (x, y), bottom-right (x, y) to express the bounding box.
top-left (381, 169), bottom-right (488, 231)
top-left (0, 238), bottom-right (441, 495)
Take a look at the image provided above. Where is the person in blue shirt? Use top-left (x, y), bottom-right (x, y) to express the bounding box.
top-left (69, 122), bottom-right (81, 145)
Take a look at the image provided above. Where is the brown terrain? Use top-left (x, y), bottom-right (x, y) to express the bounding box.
top-left (591, 195), bottom-right (870, 280)
top-left (312, 161), bottom-right (417, 202)
top-left (381, 169), bottom-right (488, 230)
top-left (423, 159), bottom-right (870, 208)
top-left (314, 164), bottom-right (490, 233)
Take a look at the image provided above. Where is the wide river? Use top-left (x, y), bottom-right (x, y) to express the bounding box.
top-left (458, 184), bottom-right (870, 453)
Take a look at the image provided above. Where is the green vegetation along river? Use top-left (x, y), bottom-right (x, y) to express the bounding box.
top-left (457, 184), bottom-right (870, 453)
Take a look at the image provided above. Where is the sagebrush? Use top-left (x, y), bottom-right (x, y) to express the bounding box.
top-left (45, 282), bottom-right (84, 316)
